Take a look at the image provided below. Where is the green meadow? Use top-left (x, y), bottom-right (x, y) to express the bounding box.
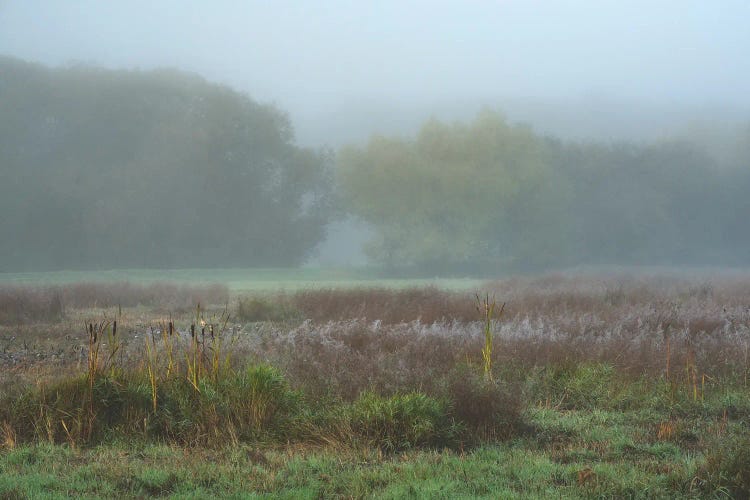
top-left (0, 267), bottom-right (484, 293)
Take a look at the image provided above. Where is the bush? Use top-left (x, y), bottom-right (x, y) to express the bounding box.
top-left (347, 391), bottom-right (455, 452)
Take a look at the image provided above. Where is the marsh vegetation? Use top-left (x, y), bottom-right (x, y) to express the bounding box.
top-left (1, 274), bottom-right (749, 497)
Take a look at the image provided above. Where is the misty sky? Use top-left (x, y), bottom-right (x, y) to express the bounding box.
top-left (2, 1), bottom-right (749, 145)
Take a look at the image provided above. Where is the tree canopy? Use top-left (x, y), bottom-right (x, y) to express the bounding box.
top-left (0, 57), bottom-right (333, 271)
top-left (338, 110), bottom-right (750, 274)
top-left (3, 56), bottom-right (749, 274)
top-left (337, 110), bottom-right (566, 272)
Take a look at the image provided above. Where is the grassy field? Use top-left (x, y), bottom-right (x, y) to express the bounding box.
top-left (0, 267), bottom-right (485, 292)
top-left (0, 405), bottom-right (731, 499)
top-left (1, 273), bottom-right (749, 498)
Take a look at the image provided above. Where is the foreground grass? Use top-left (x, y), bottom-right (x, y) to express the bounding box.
top-left (0, 404), bottom-right (733, 499)
top-left (5, 443), bottom-right (569, 499)
top-left (2, 369), bottom-right (747, 498)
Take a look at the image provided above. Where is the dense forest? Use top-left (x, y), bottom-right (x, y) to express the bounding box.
top-left (1, 56), bottom-right (749, 273)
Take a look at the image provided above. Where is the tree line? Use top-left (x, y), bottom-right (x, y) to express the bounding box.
top-left (340, 111), bottom-right (750, 273)
top-left (0, 56), bottom-right (333, 270)
top-left (1, 56), bottom-right (748, 273)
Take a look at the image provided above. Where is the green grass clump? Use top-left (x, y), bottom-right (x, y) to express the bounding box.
top-left (7, 374), bottom-right (152, 444)
top-left (132, 364), bottom-right (303, 444)
top-left (346, 391), bottom-right (456, 452)
top-left (133, 469), bottom-right (179, 497)
top-left (0, 359), bottom-right (529, 451)
top-left (1, 363), bottom-right (303, 447)
top-left (220, 364), bottom-right (302, 439)
top-left (527, 362), bottom-right (638, 410)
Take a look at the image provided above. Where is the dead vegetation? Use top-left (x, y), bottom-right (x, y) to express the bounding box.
top-left (0, 282), bottom-right (229, 325)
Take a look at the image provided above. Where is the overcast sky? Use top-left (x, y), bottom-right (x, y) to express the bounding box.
top-left (2, 1), bottom-right (749, 145)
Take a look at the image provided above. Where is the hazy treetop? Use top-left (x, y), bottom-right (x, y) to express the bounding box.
top-left (2, 1), bottom-right (749, 145)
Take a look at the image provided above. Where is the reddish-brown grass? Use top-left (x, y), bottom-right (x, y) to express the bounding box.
top-left (289, 286), bottom-right (477, 324)
top-left (3, 273), bottom-right (750, 403)
top-left (231, 274), bottom-right (750, 399)
top-left (0, 282), bottom-right (229, 324)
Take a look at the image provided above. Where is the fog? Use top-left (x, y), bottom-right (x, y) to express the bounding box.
top-left (1, 1), bottom-right (749, 273)
top-left (3, 1), bottom-right (749, 144)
